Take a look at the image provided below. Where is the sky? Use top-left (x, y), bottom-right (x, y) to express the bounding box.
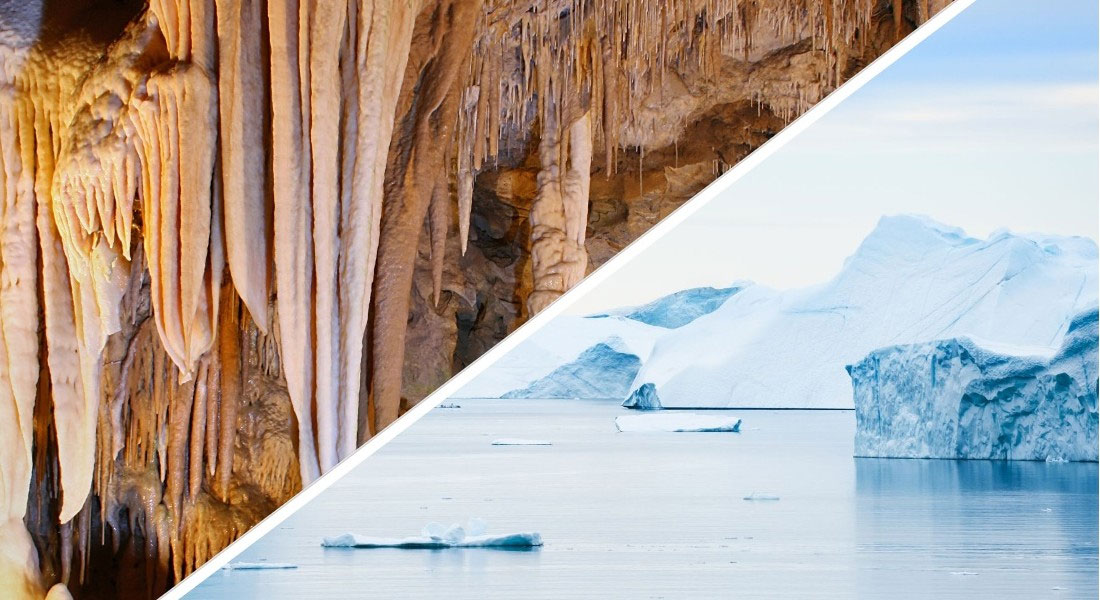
top-left (568, 0), bottom-right (1099, 314)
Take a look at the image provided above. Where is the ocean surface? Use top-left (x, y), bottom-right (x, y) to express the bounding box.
top-left (187, 399), bottom-right (1099, 599)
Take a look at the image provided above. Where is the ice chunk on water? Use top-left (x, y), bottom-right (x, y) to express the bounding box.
top-left (622, 382), bottom-right (662, 410)
top-left (614, 413), bottom-right (742, 432)
top-left (491, 438), bottom-right (552, 446)
top-left (322, 520), bottom-right (542, 549)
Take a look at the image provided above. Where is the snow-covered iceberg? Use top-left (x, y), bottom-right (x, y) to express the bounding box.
top-left (455, 315), bottom-right (665, 398)
top-left (590, 285), bottom-right (746, 328)
top-left (503, 339), bottom-right (642, 399)
top-left (626, 216), bottom-right (1098, 409)
top-left (849, 307), bottom-right (1098, 461)
top-left (321, 520), bottom-right (542, 549)
top-left (459, 284), bottom-right (743, 398)
top-left (614, 413), bottom-right (742, 432)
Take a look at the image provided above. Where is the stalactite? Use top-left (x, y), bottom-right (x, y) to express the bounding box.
top-left (0, 31), bottom-right (44, 596)
top-left (307, 0), bottom-right (348, 474)
top-left (213, 285), bottom-right (239, 502)
top-left (267, 0), bottom-right (319, 483)
top-left (370, 0), bottom-right (483, 436)
top-left (340, 0), bottom-right (417, 451)
top-left (215, 0), bottom-right (270, 332)
top-left (428, 179), bottom-right (450, 306)
top-left (456, 84), bottom-right (480, 255)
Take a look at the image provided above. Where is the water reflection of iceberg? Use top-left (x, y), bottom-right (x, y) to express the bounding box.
top-left (853, 458), bottom-right (1098, 595)
top-left (855, 458), bottom-right (1098, 496)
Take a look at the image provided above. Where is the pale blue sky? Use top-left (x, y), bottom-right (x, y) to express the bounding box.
top-left (569, 0), bottom-right (1099, 314)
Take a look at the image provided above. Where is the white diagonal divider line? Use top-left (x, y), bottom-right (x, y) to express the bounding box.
top-left (166, 1), bottom-right (976, 595)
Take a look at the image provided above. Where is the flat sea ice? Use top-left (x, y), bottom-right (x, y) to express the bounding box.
top-left (614, 413), bottom-right (742, 433)
top-left (321, 520), bottom-right (542, 549)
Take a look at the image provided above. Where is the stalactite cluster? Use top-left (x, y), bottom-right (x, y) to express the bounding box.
top-left (0, 0), bottom-right (949, 597)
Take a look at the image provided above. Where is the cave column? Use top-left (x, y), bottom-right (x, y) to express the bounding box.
top-left (527, 97), bottom-right (593, 316)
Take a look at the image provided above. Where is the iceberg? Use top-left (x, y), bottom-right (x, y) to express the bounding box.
top-left (627, 216), bottom-right (1098, 409)
top-left (455, 315), bottom-right (665, 398)
top-left (590, 285), bottom-right (746, 328)
top-left (849, 307), bottom-right (1098, 461)
top-left (622, 382), bottom-right (662, 409)
top-left (503, 339), bottom-right (642, 399)
top-left (459, 284), bottom-right (744, 398)
top-left (321, 520), bottom-right (542, 549)
top-left (614, 413), bottom-right (742, 432)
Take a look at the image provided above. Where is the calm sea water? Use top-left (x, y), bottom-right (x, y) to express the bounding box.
top-left (187, 399), bottom-right (1098, 599)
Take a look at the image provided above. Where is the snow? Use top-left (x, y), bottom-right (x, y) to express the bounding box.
top-left (614, 413), bottom-right (742, 432)
top-left (321, 520), bottom-right (542, 549)
top-left (590, 285), bottom-right (746, 328)
top-left (456, 315), bottom-right (665, 398)
top-left (626, 215), bottom-right (1098, 409)
top-left (849, 306), bottom-right (1098, 461)
top-left (490, 438), bottom-right (552, 446)
top-left (503, 340), bottom-right (642, 399)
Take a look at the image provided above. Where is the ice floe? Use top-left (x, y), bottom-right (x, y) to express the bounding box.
top-left (614, 413), bottom-right (742, 432)
top-left (321, 520), bottom-right (542, 549)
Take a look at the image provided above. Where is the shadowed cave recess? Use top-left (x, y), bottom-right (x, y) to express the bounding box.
top-left (0, 0), bottom-right (948, 597)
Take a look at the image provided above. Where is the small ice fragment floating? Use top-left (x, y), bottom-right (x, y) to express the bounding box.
top-left (615, 413), bottom-right (742, 433)
top-left (491, 438), bottom-right (552, 445)
top-left (321, 519), bottom-right (541, 549)
top-left (223, 562), bottom-right (298, 570)
top-left (743, 493), bottom-right (780, 501)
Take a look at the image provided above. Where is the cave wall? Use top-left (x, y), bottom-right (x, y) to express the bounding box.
top-left (0, 0), bottom-right (951, 597)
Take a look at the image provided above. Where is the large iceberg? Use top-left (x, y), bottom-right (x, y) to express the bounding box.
top-left (503, 339), bottom-right (642, 399)
top-left (849, 307), bottom-right (1098, 461)
top-left (626, 215), bottom-right (1098, 408)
